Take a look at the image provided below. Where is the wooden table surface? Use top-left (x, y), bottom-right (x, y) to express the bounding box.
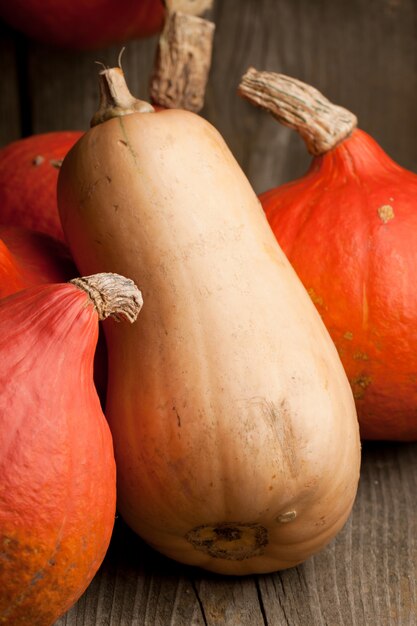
top-left (1, 1), bottom-right (416, 624)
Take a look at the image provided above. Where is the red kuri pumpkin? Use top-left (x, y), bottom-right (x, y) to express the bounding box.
top-left (0, 225), bottom-right (76, 295)
top-left (0, 0), bottom-right (212, 50)
top-left (0, 131), bottom-right (83, 242)
top-left (0, 0), bottom-right (164, 49)
top-left (0, 238), bottom-right (24, 298)
top-left (0, 225), bottom-right (110, 405)
top-left (239, 68), bottom-right (417, 441)
top-left (0, 272), bottom-right (142, 625)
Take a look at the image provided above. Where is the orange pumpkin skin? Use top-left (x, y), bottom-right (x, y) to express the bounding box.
top-left (0, 226), bottom-right (109, 406)
top-left (0, 282), bottom-right (116, 625)
top-left (0, 0), bottom-right (164, 49)
top-left (0, 131), bottom-right (83, 242)
top-left (261, 128), bottom-right (417, 441)
top-left (0, 226), bottom-right (76, 295)
top-left (0, 238), bottom-right (25, 297)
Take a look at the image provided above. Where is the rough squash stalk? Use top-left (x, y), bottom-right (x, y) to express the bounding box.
top-left (58, 67), bottom-right (360, 575)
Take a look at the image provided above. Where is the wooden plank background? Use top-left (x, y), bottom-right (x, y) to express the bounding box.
top-left (0, 0), bottom-right (416, 624)
top-left (1, 0), bottom-right (417, 192)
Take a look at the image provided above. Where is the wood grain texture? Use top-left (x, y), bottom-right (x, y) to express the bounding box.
top-left (1, 0), bottom-right (416, 193)
top-left (24, 37), bottom-right (158, 135)
top-left (204, 0), bottom-right (417, 192)
top-left (55, 442), bottom-right (417, 626)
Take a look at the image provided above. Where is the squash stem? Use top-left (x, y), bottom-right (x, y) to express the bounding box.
top-left (70, 273), bottom-right (143, 323)
top-left (91, 67), bottom-right (154, 128)
top-left (238, 67), bottom-right (358, 155)
top-left (149, 8), bottom-right (215, 113)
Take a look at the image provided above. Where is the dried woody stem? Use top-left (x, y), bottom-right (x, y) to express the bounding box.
top-left (71, 273), bottom-right (143, 323)
top-left (238, 67), bottom-right (358, 155)
top-left (150, 0), bottom-right (215, 112)
top-left (91, 65), bottom-right (154, 127)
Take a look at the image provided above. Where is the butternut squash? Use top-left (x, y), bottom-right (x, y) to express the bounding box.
top-left (57, 67), bottom-right (360, 574)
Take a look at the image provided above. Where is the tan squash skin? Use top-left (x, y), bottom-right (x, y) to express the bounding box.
top-left (58, 77), bottom-right (360, 574)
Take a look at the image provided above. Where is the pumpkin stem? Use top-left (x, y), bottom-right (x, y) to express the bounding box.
top-left (238, 67), bottom-right (358, 155)
top-left (70, 273), bottom-right (143, 323)
top-left (90, 67), bottom-right (154, 127)
top-left (149, 6), bottom-right (215, 112)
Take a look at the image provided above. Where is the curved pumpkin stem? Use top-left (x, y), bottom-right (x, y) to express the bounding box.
top-left (238, 67), bottom-right (358, 155)
top-left (70, 273), bottom-right (143, 323)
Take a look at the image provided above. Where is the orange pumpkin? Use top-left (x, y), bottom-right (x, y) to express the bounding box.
top-left (0, 131), bottom-right (83, 241)
top-left (0, 0), bottom-right (164, 49)
top-left (0, 225), bottom-right (76, 295)
top-left (239, 68), bottom-right (417, 441)
top-left (0, 225), bottom-right (110, 405)
top-left (0, 273), bottom-right (142, 625)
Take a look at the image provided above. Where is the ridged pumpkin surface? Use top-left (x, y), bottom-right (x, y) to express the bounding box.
top-left (261, 129), bottom-right (417, 440)
top-left (238, 68), bottom-right (417, 441)
top-left (0, 283), bottom-right (116, 625)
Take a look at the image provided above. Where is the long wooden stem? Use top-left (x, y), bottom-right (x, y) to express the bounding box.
top-left (238, 67), bottom-right (358, 155)
top-left (150, 7), bottom-right (215, 112)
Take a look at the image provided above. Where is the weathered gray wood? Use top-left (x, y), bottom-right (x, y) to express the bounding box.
top-left (24, 38), bottom-right (159, 135)
top-left (55, 442), bottom-right (417, 625)
top-left (205, 0), bottom-right (417, 192)
top-left (3, 0), bottom-right (416, 193)
top-left (258, 444), bottom-right (417, 626)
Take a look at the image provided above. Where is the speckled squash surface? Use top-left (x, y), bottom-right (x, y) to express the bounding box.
top-left (58, 68), bottom-right (360, 575)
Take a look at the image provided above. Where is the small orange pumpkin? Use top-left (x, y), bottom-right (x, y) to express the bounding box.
top-left (0, 0), bottom-right (164, 49)
top-left (239, 68), bottom-right (417, 441)
top-left (0, 272), bottom-right (142, 625)
top-left (0, 131), bottom-right (83, 241)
